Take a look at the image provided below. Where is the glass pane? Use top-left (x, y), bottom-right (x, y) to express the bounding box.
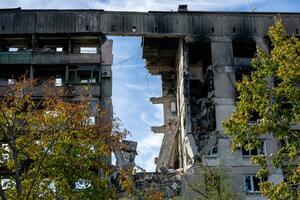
top-left (253, 176), bottom-right (261, 191)
top-left (244, 176), bottom-right (252, 192)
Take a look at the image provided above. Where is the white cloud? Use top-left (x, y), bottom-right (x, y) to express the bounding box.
top-left (135, 133), bottom-right (163, 171)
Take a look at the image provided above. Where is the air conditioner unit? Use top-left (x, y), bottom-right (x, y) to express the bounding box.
top-left (102, 71), bottom-right (111, 78)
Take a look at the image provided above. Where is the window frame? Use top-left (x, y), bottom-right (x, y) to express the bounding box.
top-left (242, 140), bottom-right (266, 157)
top-left (244, 175), bottom-right (265, 193)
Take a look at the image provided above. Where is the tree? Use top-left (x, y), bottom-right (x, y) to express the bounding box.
top-left (224, 19), bottom-right (300, 200)
top-left (188, 165), bottom-right (241, 200)
top-left (0, 78), bottom-right (128, 199)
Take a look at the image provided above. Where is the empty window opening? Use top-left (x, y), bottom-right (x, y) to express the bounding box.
top-left (244, 175), bottom-right (264, 192)
top-left (0, 66), bottom-right (29, 86)
top-left (296, 28), bottom-right (299, 35)
top-left (56, 47), bottom-right (63, 52)
top-left (85, 25), bottom-right (89, 31)
top-left (154, 26), bottom-right (158, 32)
top-left (68, 66), bottom-right (100, 84)
top-left (233, 39), bottom-right (256, 58)
top-left (34, 66), bottom-right (65, 85)
top-left (170, 101), bottom-right (177, 113)
top-left (235, 65), bottom-right (253, 83)
top-left (8, 48), bottom-right (18, 52)
top-left (209, 145), bottom-right (218, 156)
top-left (55, 78), bottom-right (62, 86)
top-left (242, 140), bottom-right (266, 156)
top-left (80, 47), bottom-right (97, 54)
top-left (1, 25), bottom-right (4, 31)
top-left (211, 27), bottom-right (214, 33)
top-left (132, 26), bottom-right (136, 32)
top-left (232, 27), bottom-right (236, 33)
top-left (111, 25), bottom-right (115, 31)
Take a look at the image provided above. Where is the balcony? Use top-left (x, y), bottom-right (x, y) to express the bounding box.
top-left (0, 52), bottom-right (111, 65)
top-left (0, 84), bottom-right (101, 97)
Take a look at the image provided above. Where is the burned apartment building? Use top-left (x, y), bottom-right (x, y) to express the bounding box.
top-left (0, 6), bottom-right (299, 199)
top-left (0, 17), bottom-right (113, 122)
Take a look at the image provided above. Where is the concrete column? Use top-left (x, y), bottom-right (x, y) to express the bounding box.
top-left (30, 65), bottom-right (34, 80)
top-left (210, 36), bottom-right (236, 132)
top-left (177, 38), bottom-right (197, 171)
top-left (65, 65), bottom-right (69, 83)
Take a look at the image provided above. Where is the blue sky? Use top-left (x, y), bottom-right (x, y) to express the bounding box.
top-left (0, 0), bottom-right (299, 171)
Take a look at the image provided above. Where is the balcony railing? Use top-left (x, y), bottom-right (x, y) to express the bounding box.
top-left (0, 84), bottom-right (101, 97)
top-left (0, 52), bottom-right (111, 65)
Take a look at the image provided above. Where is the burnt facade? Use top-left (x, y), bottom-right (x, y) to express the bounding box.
top-left (0, 7), bottom-right (300, 199)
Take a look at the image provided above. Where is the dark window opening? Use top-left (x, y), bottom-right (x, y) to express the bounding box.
top-left (211, 27), bottom-right (214, 33)
top-left (235, 66), bottom-right (253, 83)
top-left (154, 26), bottom-right (158, 32)
top-left (132, 26), bottom-right (136, 32)
top-left (67, 66), bottom-right (100, 84)
top-left (233, 39), bottom-right (256, 58)
top-left (249, 110), bottom-right (260, 122)
top-left (244, 175), bottom-right (266, 192)
top-left (1, 25), bottom-right (4, 31)
top-left (242, 141), bottom-right (266, 156)
top-left (111, 25), bottom-right (115, 31)
top-left (233, 27), bottom-right (236, 33)
top-left (0, 66), bottom-right (29, 86)
top-left (34, 66), bottom-right (65, 85)
top-left (85, 25), bottom-right (89, 31)
top-left (296, 29), bottom-right (299, 35)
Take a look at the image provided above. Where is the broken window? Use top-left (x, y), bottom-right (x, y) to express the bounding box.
top-left (242, 141), bottom-right (266, 156)
top-left (244, 175), bottom-right (264, 192)
top-left (68, 66), bottom-right (100, 84)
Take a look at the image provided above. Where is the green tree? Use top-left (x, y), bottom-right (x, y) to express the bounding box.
top-left (0, 78), bottom-right (128, 199)
top-left (188, 165), bottom-right (241, 200)
top-left (224, 19), bottom-right (300, 200)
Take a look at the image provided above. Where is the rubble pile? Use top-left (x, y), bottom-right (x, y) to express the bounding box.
top-left (133, 168), bottom-right (182, 198)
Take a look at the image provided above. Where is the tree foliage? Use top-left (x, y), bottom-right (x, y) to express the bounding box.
top-left (188, 165), bottom-right (241, 200)
top-left (0, 78), bottom-right (128, 199)
top-left (224, 19), bottom-right (300, 199)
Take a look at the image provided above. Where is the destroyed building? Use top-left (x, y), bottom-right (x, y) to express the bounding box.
top-left (0, 6), bottom-right (299, 199)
